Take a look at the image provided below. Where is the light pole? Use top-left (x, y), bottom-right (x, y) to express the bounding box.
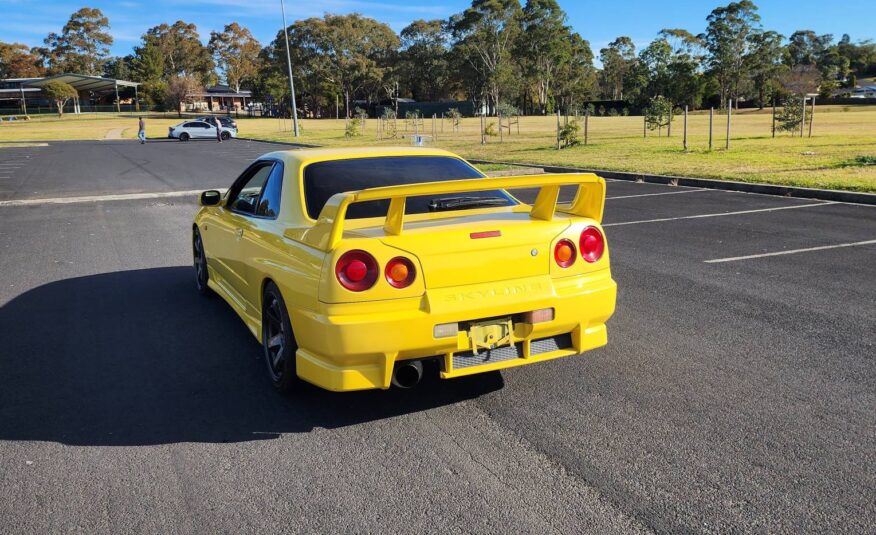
top-left (280, 0), bottom-right (299, 137)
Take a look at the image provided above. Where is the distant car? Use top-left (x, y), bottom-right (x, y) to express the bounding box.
top-left (196, 116), bottom-right (238, 130)
top-left (192, 147), bottom-right (617, 393)
top-left (168, 120), bottom-right (237, 141)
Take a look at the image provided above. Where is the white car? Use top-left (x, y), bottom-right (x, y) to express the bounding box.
top-left (168, 120), bottom-right (237, 141)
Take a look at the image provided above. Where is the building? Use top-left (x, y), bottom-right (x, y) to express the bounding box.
top-left (0, 73), bottom-right (139, 115)
top-left (184, 85), bottom-right (252, 112)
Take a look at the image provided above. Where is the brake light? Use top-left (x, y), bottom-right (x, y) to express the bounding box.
top-left (580, 226), bottom-right (605, 263)
top-left (554, 239), bottom-right (576, 268)
top-left (336, 250), bottom-right (378, 291)
top-left (385, 257), bottom-right (416, 288)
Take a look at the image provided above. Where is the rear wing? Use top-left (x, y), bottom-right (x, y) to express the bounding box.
top-left (294, 173), bottom-right (605, 251)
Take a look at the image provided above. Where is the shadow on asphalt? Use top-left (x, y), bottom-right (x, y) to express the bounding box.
top-left (0, 267), bottom-right (503, 446)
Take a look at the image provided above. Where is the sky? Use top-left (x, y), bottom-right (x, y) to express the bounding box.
top-left (1, 0), bottom-right (874, 66)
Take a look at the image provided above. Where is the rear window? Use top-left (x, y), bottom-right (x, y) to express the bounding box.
top-left (302, 156), bottom-right (516, 220)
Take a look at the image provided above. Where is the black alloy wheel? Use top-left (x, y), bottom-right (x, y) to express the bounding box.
top-left (193, 228), bottom-right (210, 295)
top-left (262, 282), bottom-right (298, 392)
top-left (220, 131), bottom-right (231, 140)
top-left (179, 132), bottom-right (190, 141)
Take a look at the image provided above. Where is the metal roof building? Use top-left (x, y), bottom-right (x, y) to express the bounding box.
top-left (0, 73), bottom-right (140, 114)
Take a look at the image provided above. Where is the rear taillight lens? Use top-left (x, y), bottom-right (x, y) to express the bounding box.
top-left (385, 257), bottom-right (416, 288)
top-left (554, 239), bottom-right (576, 268)
top-left (336, 250), bottom-right (378, 291)
top-left (580, 226), bottom-right (605, 263)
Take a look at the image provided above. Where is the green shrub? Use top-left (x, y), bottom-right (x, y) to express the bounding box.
top-left (345, 117), bottom-right (363, 137)
top-left (484, 121), bottom-right (498, 137)
top-left (559, 120), bottom-right (581, 148)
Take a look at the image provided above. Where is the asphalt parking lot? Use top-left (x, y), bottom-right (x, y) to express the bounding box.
top-left (1, 140), bottom-right (874, 533)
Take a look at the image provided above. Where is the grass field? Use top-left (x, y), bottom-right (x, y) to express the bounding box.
top-left (1, 107), bottom-right (874, 191)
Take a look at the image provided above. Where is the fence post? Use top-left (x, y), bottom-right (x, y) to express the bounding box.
top-left (683, 105), bottom-right (688, 151)
top-left (499, 113), bottom-right (503, 143)
top-left (481, 114), bottom-right (486, 145)
top-left (709, 107), bottom-right (713, 150)
top-left (726, 99), bottom-right (732, 150)
top-left (556, 109), bottom-right (561, 150)
top-left (584, 110), bottom-right (589, 145)
top-left (772, 97), bottom-right (776, 138)
top-left (643, 115), bottom-right (647, 139)
top-left (432, 113), bottom-right (436, 141)
top-left (808, 97), bottom-right (815, 138)
top-left (800, 96), bottom-right (806, 137)
top-left (667, 106), bottom-right (672, 137)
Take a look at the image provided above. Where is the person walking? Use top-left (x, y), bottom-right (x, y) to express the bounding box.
top-left (214, 117), bottom-right (223, 143)
top-left (137, 117), bottom-right (146, 144)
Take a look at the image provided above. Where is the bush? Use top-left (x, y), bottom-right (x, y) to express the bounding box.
top-left (496, 103), bottom-right (519, 116)
top-left (776, 96), bottom-right (804, 134)
top-left (558, 120), bottom-right (581, 148)
top-left (597, 105), bottom-right (606, 116)
top-left (484, 121), bottom-right (498, 137)
top-left (345, 117), bottom-right (363, 137)
top-left (622, 107), bottom-right (630, 116)
top-left (607, 108), bottom-right (619, 117)
top-left (644, 96), bottom-right (672, 134)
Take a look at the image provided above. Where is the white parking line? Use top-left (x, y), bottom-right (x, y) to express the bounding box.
top-left (607, 189), bottom-right (709, 200)
top-left (0, 189), bottom-right (223, 207)
top-left (603, 201), bottom-right (839, 227)
top-left (705, 239), bottom-right (876, 263)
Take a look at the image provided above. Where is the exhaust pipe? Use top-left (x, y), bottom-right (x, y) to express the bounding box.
top-left (392, 360), bottom-right (424, 389)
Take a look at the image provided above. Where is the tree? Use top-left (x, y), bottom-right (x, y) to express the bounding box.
top-left (700, 1), bottom-right (761, 105)
top-left (43, 8), bottom-right (112, 75)
top-left (103, 56), bottom-right (132, 80)
top-left (42, 80), bottom-right (77, 117)
top-left (143, 21), bottom-right (215, 84)
top-left (449, 0), bottom-right (523, 115)
top-left (165, 75), bottom-right (200, 117)
top-left (131, 39), bottom-right (166, 106)
top-left (775, 96), bottom-right (804, 134)
top-left (518, 0), bottom-right (571, 115)
top-left (599, 36), bottom-right (636, 100)
top-left (399, 20), bottom-right (451, 101)
top-left (0, 42), bottom-right (45, 78)
top-left (209, 23), bottom-right (261, 92)
top-left (644, 95), bottom-right (672, 136)
top-left (554, 32), bottom-right (596, 112)
top-left (746, 30), bottom-right (784, 108)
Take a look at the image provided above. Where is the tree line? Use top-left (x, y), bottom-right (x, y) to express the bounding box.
top-left (1, 0), bottom-right (874, 117)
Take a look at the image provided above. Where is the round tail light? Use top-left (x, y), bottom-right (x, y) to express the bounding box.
top-left (385, 257), bottom-right (416, 288)
top-left (580, 226), bottom-right (605, 263)
top-left (336, 250), bottom-right (378, 291)
top-left (554, 239), bottom-right (577, 268)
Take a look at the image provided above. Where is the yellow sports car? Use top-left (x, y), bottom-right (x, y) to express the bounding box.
top-left (193, 147), bottom-right (616, 392)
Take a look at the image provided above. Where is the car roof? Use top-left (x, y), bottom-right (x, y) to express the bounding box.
top-left (260, 146), bottom-right (459, 168)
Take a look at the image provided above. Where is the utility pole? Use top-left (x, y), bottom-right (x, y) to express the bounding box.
top-left (280, 0), bottom-right (299, 137)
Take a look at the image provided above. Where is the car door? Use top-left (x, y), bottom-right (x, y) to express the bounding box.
top-left (196, 121), bottom-right (214, 138)
top-left (210, 161), bottom-right (276, 312)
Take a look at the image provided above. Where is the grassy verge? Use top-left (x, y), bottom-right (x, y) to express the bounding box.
top-left (1, 107), bottom-right (874, 191)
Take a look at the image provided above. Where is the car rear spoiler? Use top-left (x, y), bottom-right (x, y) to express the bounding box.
top-left (294, 173), bottom-right (605, 251)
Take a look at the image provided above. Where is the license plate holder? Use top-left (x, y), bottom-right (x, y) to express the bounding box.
top-left (468, 318), bottom-right (514, 356)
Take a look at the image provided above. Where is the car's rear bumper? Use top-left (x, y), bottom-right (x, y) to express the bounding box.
top-left (290, 269), bottom-right (616, 391)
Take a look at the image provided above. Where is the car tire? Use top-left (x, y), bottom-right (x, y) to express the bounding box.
top-left (179, 132), bottom-right (190, 142)
top-left (262, 281), bottom-right (298, 393)
top-left (220, 131), bottom-right (230, 141)
top-left (193, 227), bottom-right (211, 296)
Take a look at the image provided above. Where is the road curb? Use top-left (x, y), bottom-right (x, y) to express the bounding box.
top-left (235, 137), bottom-right (318, 148)
top-left (469, 159), bottom-right (876, 205)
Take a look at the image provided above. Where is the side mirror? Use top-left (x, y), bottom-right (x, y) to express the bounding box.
top-left (200, 190), bottom-right (222, 206)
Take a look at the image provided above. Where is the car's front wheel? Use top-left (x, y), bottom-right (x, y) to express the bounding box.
top-left (220, 131), bottom-right (231, 140)
top-left (179, 132), bottom-right (190, 142)
top-left (193, 228), bottom-right (210, 296)
top-left (262, 282), bottom-right (298, 393)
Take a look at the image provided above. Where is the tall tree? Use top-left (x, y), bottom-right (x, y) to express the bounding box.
top-left (131, 40), bottom-right (167, 106)
top-left (209, 23), bottom-right (261, 92)
top-left (0, 42), bottom-right (46, 78)
top-left (518, 0), bottom-right (571, 115)
top-left (143, 21), bottom-right (214, 84)
top-left (554, 32), bottom-right (596, 112)
top-left (399, 19), bottom-right (450, 101)
top-left (700, 1), bottom-right (761, 105)
top-left (598, 36), bottom-right (636, 100)
top-left (41, 80), bottom-right (77, 116)
top-left (449, 0), bottom-right (522, 114)
top-left (42, 8), bottom-right (113, 75)
top-left (746, 30), bottom-right (784, 108)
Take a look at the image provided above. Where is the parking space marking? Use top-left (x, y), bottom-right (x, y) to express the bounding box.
top-left (0, 189), bottom-right (223, 207)
top-left (607, 189), bottom-right (710, 200)
top-left (704, 239), bottom-right (876, 263)
top-left (604, 201), bottom-right (839, 227)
